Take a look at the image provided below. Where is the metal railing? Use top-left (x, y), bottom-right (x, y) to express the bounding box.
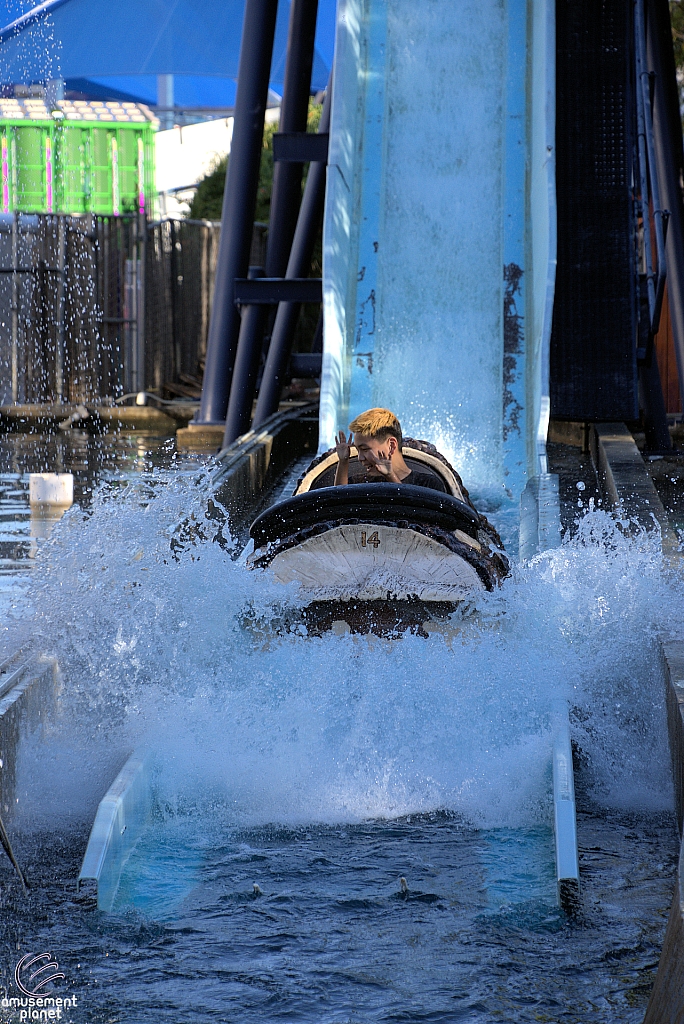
top-left (634, 0), bottom-right (669, 359)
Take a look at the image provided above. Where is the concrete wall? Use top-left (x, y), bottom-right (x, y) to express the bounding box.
top-left (590, 423), bottom-right (680, 562)
top-left (0, 657), bottom-right (59, 818)
top-left (581, 424), bottom-right (684, 1023)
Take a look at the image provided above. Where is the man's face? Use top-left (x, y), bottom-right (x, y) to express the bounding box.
top-left (353, 434), bottom-right (396, 474)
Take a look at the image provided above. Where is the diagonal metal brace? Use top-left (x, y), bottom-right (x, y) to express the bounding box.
top-left (234, 277), bottom-right (322, 305)
top-left (273, 132), bottom-right (329, 163)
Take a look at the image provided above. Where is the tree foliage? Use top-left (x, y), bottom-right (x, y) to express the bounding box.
top-left (672, 1), bottom-right (684, 70)
top-left (187, 100), bottom-right (322, 223)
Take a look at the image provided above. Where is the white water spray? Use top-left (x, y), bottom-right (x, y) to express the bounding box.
top-left (10, 468), bottom-right (678, 833)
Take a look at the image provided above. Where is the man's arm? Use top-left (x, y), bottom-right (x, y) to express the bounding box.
top-left (334, 431), bottom-right (352, 485)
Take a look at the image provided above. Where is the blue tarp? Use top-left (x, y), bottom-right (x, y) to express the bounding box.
top-left (0, 0), bottom-right (336, 96)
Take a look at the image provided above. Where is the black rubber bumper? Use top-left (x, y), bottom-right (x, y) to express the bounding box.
top-left (250, 484), bottom-right (481, 547)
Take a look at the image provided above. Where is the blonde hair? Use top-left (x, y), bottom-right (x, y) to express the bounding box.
top-left (349, 408), bottom-right (403, 446)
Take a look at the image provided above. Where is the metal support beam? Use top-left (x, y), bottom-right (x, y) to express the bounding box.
top-left (55, 216), bottom-right (66, 402)
top-left (266, 0), bottom-right (319, 278)
top-left (639, 356), bottom-right (673, 452)
top-left (156, 74), bottom-right (174, 131)
top-left (646, 0), bottom-right (684, 416)
top-left (222, 0), bottom-right (319, 444)
top-left (234, 278), bottom-right (322, 304)
top-left (634, 0), bottom-right (672, 450)
top-left (290, 352), bottom-right (322, 375)
top-left (196, 0), bottom-right (279, 425)
top-left (273, 132), bottom-right (329, 162)
top-left (219, 266), bottom-right (264, 447)
top-left (252, 83), bottom-right (331, 429)
top-left (137, 212), bottom-right (147, 396)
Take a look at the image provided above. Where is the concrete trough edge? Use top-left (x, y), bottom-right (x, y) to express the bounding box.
top-left (591, 423), bottom-right (680, 561)
top-left (644, 641), bottom-right (684, 1024)
top-left (78, 750), bottom-right (154, 912)
top-left (0, 654), bottom-right (36, 703)
top-left (0, 403), bottom-right (196, 433)
top-left (585, 424), bottom-right (684, 1020)
top-left (0, 655), bottom-right (59, 816)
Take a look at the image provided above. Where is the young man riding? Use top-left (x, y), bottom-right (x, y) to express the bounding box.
top-left (334, 407), bottom-right (446, 492)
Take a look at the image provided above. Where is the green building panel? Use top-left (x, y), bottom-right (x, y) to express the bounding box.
top-left (14, 126), bottom-right (45, 211)
top-left (0, 99), bottom-right (157, 216)
top-left (89, 127), bottom-right (113, 213)
top-left (59, 125), bottom-right (87, 213)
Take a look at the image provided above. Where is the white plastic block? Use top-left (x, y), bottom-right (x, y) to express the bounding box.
top-left (78, 751), bottom-right (154, 911)
top-left (29, 473), bottom-right (74, 507)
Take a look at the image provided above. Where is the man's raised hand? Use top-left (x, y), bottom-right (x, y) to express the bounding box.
top-left (364, 448), bottom-right (394, 479)
top-left (335, 430), bottom-right (352, 463)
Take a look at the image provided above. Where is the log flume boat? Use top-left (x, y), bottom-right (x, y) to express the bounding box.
top-left (247, 439), bottom-right (509, 635)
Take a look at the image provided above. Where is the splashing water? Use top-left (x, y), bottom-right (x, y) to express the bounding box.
top-left (0, 456), bottom-right (679, 1023)
top-left (9, 465), bottom-right (676, 837)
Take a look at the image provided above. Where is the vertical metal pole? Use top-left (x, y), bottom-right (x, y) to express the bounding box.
top-left (223, 0), bottom-right (319, 445)
top-left (639, 356), bottom-right (672, 451)
top-left (646, 0), bottom-right (684, 411)
top-left (266, 0), bottom-right (319, 278)
top-left (137, 211), bottom-right (146, 394)
top-left (222, 268), bottom-right (265, 443)
top-left (10, 211), bottom-right (17, 402)
top-left (636, 0), bottom-right (666, 326)
top-left (124, 231), bottom-right (134, 395)
top-left (103, 218), bottom-right (111, 400)
top-left (252, 84), bottom-right (331, 428)
top-left (157, 74), bottom-right (174, 131)
top-left (196, 0), bottom-right (280, 425)
top-left (55, 215), bottom-right (66, 402)
top-left (130, 217), bottom-right (139, 394)
top-left (635, 0), bottom-right (671, 450)
top-left (171, 219), bottom-right (183, 382)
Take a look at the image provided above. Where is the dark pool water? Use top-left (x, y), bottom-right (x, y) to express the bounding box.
top-left (0, 802), bottom-right (678, 1023)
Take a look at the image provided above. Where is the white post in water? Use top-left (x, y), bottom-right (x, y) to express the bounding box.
top-left (552, 716), bottom-right (580, 909)
top-left (29, 474), bottom-right (74, 548)
top-left (29, 473), bottom-right (73, 507)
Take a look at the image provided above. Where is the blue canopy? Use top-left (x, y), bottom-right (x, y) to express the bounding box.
top-left (67, 75), bottom-right (242, 109)
top-left (0, 0), bottom-right (335, 93)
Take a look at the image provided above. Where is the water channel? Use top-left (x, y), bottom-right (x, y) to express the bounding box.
top-left (0, 429), bottom-right (679, 1022)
